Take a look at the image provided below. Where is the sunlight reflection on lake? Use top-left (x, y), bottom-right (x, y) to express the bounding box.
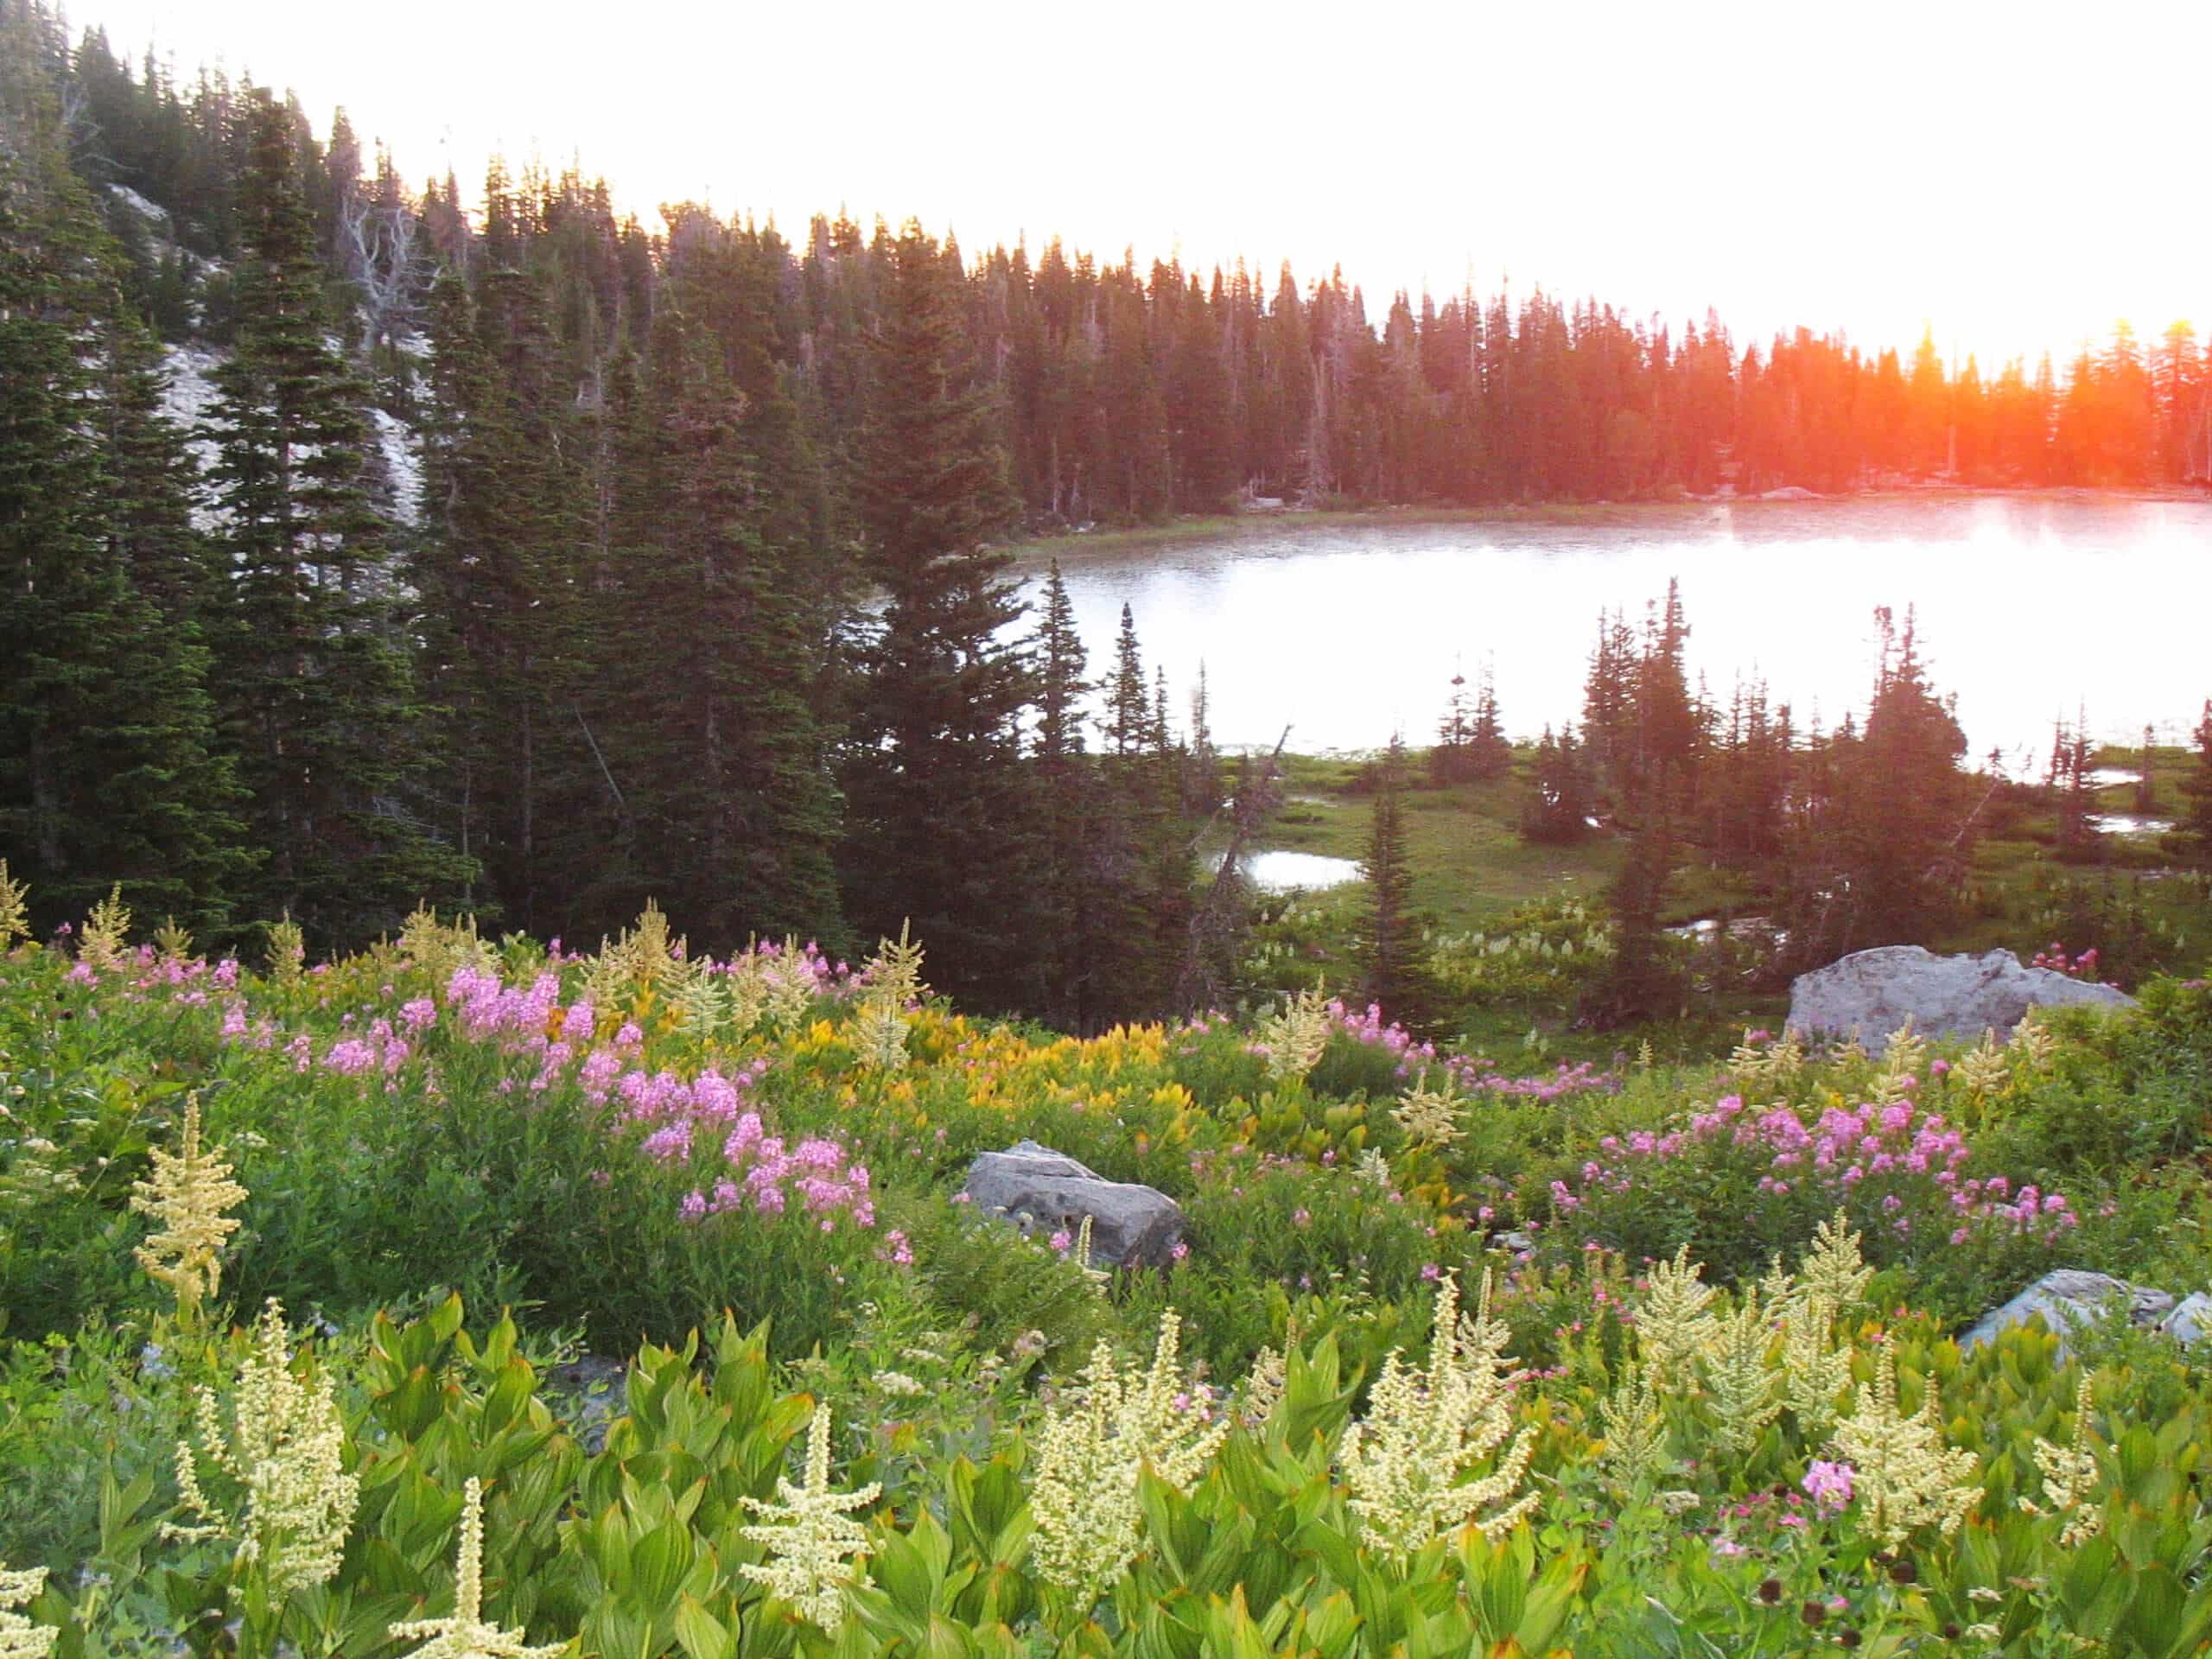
top-left (1230, 850), bottom-right (1363, 892)
top-left (1014, 497), bottom-right (2212, 766)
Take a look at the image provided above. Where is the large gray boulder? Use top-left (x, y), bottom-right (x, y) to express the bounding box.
top-left (2163, 1294), bottom-right (2212, 1345)
top-left (1787, 945), bottom-right (2133, 1056)
top-left (1959, 1269), bottom-right (2174, 1355)
top-left (962, 1140), bottom-right (1185, 1268)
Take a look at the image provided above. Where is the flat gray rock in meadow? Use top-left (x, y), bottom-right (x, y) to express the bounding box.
top-left (1959, 1269), bottom-right (2175, 1355)
top-left (1786, 945), bottom-right (2133, 1056)
top-left (962, 1139), bottom-right (1185, 1268)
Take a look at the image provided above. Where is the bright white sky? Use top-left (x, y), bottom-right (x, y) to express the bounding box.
top-left (80, 0), bottom-right (2210, 372)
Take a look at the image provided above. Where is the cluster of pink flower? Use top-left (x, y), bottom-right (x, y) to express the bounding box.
top-left (61, 944), bottom-right (229, 1007)
top-left (747, 937), bottom-right (858, 995)
top-left (619, 1059), bottom-right (774, 1157)
top-left (320, 1017), bottom-right (411, 1078)
top-left (1326, 1000), bottom-right (1442, 1077)
top-left (445, 965), bottom-right (566, 1044)
top-left (1448, 1054), bottom-right (1618, 1101)
top-left (1562, 1092), bottom-right (2075, 1243)
top-left (679, 1113), bottom-right (875, 1232)
top-left (2031, 942), bottom-right (2108, 983)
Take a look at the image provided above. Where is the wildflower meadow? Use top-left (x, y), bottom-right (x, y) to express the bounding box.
top-left (7, 871), bottom-right (2212, 1656)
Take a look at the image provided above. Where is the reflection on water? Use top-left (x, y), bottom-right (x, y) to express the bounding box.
top-left (1230, 850), bottom-right (1363, 892)
top-left (2090, 814), bottom-right (2175, 837)
top-left (1014, 497), bottom-right (2212, 764)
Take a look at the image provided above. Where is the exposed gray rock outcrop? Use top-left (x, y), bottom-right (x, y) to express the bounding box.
top-left (1959, 1269), bottom-right (2175, 1355)
top-left (962, 1139), bottom-right (1185, 1268)
top-left (2162, 1293), bottom-right (2212, 1345)
top-left (1787, 946), bottom-right (2133, 1056)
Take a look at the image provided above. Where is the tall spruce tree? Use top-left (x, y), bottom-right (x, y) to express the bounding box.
top-left (2182, 701), bottom-right (2212, 859)
top-left (840, 219), bottom-right (1039, 1011)
top-left (1355, 734), bottom-right (1433, 1027)
top-left (1027, 561), bottom-right (1095, 1027)
top-left (0, 52), bottom-right (251, 933)
top-left (200, 92), bottom-right (465, 946)
top-left (611, 286), bottom-right (844, 946)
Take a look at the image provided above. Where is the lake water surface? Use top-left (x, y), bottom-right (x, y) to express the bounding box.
top-left (1012, 496), bottom-right (2212, 767)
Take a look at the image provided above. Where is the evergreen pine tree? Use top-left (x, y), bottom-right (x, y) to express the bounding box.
top-left (1584, 811), bottom-right (1681, 1028)
top-left (0, 54), bottom-right (251, 933)
top-left (840, 219), bottom-right (1039, 1011)
top-left (617, 287), bottom-right (845, 945)
top-left (199, 92), bottom-right (466, 946)
top-left (2182, 702), bottom-right (2212, 859)
top-left (1355, 735), bottom-right (1433, 1027)
top-left (1520, 723), bottom-right (1593, 843)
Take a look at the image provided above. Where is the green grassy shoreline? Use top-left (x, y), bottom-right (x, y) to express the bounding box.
top-left (1002, 483), bottom-right (2212, 562)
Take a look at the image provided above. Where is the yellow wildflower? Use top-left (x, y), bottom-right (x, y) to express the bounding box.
top-left (130, 1096), bottom-right (247, 1318)
top-left (737, 1405), bottom-right (880, 1632)
top-left (390, 1478), bottom-right (568, 1659)
top-left (0, 862), bottom-right (26, 953)
top-left (169, 1300), bottom-right (359, 1596)
top-left (80, 885), bottom-right (131, 971)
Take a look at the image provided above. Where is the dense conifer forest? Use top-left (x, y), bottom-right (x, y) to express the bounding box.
top-left (5, 0), bottom-right (2211, 1023)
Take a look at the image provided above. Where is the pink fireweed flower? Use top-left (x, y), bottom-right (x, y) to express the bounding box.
top-left (1804, 1460), bottom-right (1854, 1513)
top-left (324, 1039), bottom-right (377, 1076)
top-left (561, 1001), bottom-right (596, 1042)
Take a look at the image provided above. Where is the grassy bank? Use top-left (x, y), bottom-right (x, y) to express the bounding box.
top-left (1003, 485), bottom-right (2212, 563)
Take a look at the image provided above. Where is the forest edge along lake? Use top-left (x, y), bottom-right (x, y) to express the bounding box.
top-left (1007, 493), bottom-right (2212, 767)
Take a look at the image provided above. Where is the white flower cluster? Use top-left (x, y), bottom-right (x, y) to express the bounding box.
top-left (1391, 1069), bottom-right (1463, 1148)
top-left (2019, 1375), bottom-right (2104, 1546)
top-left (1256, 986), bottom-right (1332, 1085)
top-left (0, 1564), bottom-right (57, 1659)
top-left (737, 1405), bottom-right (880, 1632)
top-left (1338, 1270), bottom-right (1539, 1560)
top-left (1027, 1312), bottom-right (1230, 1605)
top-left (169, 1300), bottom-right (359, 1596)
top-left (1829, 1344), bottom-right (1979, 1547)
top-left (130, 1096), bottom-right (248, 1317)
top-left (389, 1478), bottom-right (569, 1659)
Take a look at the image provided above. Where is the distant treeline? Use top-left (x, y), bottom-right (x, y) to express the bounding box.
top-left (39, 8), bottom-right (2212, 514)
